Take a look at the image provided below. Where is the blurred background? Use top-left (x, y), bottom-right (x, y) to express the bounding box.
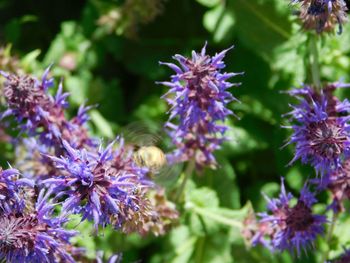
top-left (1, 0), bottom-right (350, 262)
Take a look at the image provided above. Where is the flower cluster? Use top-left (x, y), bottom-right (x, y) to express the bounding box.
top-left (44, 138), bottom-right (151, 231)
top-left (0, 68), bottom-right (95, 150)
top-left (256, 178), bottom-right (326, 255)
top-left (0, 66), bottom-right (180, 262)
top-left (0, 167), bottom-right (80, 263)
top-left (290, 0), bottom-right (348, 34)
top-left (44, 137), bottom-right (178, 235)
top-left (284, 83), bottom-right (350, 176)
top-left (159, 44), bottom-right (243, 169)
top-left (0, 69), bottom-right (99, 185)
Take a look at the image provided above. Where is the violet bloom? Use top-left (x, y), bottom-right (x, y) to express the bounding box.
top-left (290, 0), bottom-right (348, 34)
top-left (44, 138), bottom-right (151, 231)
top-left (284, 83), bottom-right (350, 175)
top-left (257, 178), bottom-right (326, 256)
top-left (159, 43), bottom-right (243, 169)
top-left (0, 190), bottom-right (78, 263)
top-left (0, 68), bottom-right (95, 150)
top-left (319, 159), bottom-right (350, 212)
top-left (0, 166), bottom-right (34, 214)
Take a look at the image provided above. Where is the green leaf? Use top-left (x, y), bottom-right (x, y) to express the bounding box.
top-left (200, 234), bottom-right (233, 263)
top-left (285, 166), bottom-right (303, 191)
top-left (20, 15), bottom-right (38, 23)
top-left (203, 5), bottom-right (235, 43)
top-left (195, 0), bottom-right (221, 8)
top-left (224, 124), bottom-right (269, 155)
top-left (270, 28), bottom-right (307, 85)
top-left (20, 49), bottom-right (41, 71)
top-left (169, 226), bottom-right (197, 263)
top-left (65, 76), bottom-right (86, 104)
top-left (205, 153), bottom-right (240, 208)
top-left (43, 21), bottom-right (91, 67)
top-left (186, 187), bottom-right (220, 209)
top-left (67, 215), bottom-right (96, 259)
top-left (90, 110), bottom-right (114, 139)
top-left (231, 0), bottom-right (292, 55)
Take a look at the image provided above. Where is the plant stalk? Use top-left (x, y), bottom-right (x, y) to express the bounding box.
top-left (321, 211), bottom-right (338, 263)
top-left (175, 159), bottom-right (196, 202)
top-left (309, 34), bottom-right (321, 90)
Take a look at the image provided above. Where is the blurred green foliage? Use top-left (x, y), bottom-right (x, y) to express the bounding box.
top-left (1, 0), bottom-right (350, 262)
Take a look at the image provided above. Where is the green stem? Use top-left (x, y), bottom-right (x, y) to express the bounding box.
top-left (175, 159), bottom-right (195, 202)
top-left (321, 212), bottom-right (338, 263)
top-left (195, 236), bottom-right (205, 263)
top-left (309, 34), bottom-right (321, 90)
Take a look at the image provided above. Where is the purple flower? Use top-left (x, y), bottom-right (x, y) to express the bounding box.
top-left (290, 0), bottom-right (348, 34)
top-left (0, 189), bottom-right (78, 263)
top-left (257, 178), bottom-right (326, 256)
top-left (0, 69), bottom-right (95, 150)
top-left (0, 166), bottom-right (34, 214)
top-left (44, 138), bottom-right (151, 231)
top-left (320, 158), bottom-right (350, 212)
top-left (284, 83), bottom-right (350, 175)
top-left (159, 43), bottom-right (243, 169)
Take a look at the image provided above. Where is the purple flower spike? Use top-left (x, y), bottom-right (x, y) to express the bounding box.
top-left (159, 43), bottom-right (243, 169)
top-left (45, 138), bottom-right (151, 231)
top-left (1, 68), bottom-right (95, 150)
top-left (0, 190), bottom-right (78, 263)
top-left (257, 178), bottom-right (326, 256)
top-left (284, 83), bottom-right (350, 176)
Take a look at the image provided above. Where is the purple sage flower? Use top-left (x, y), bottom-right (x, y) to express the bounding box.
top-left (44, 138), bottom-right (152, 232)
top-left (284, 83), bottom-right (350, 176)
top-left (257, 178), bottom-right (326, 256)
top-left (159, 43), bottom-right (243, 169)
top-left (0, 189), bottom-right (78, 263)
top-left (0, 68), bottom-right (95, 151)
top-left (290, 0), bottom-right (348, 34)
